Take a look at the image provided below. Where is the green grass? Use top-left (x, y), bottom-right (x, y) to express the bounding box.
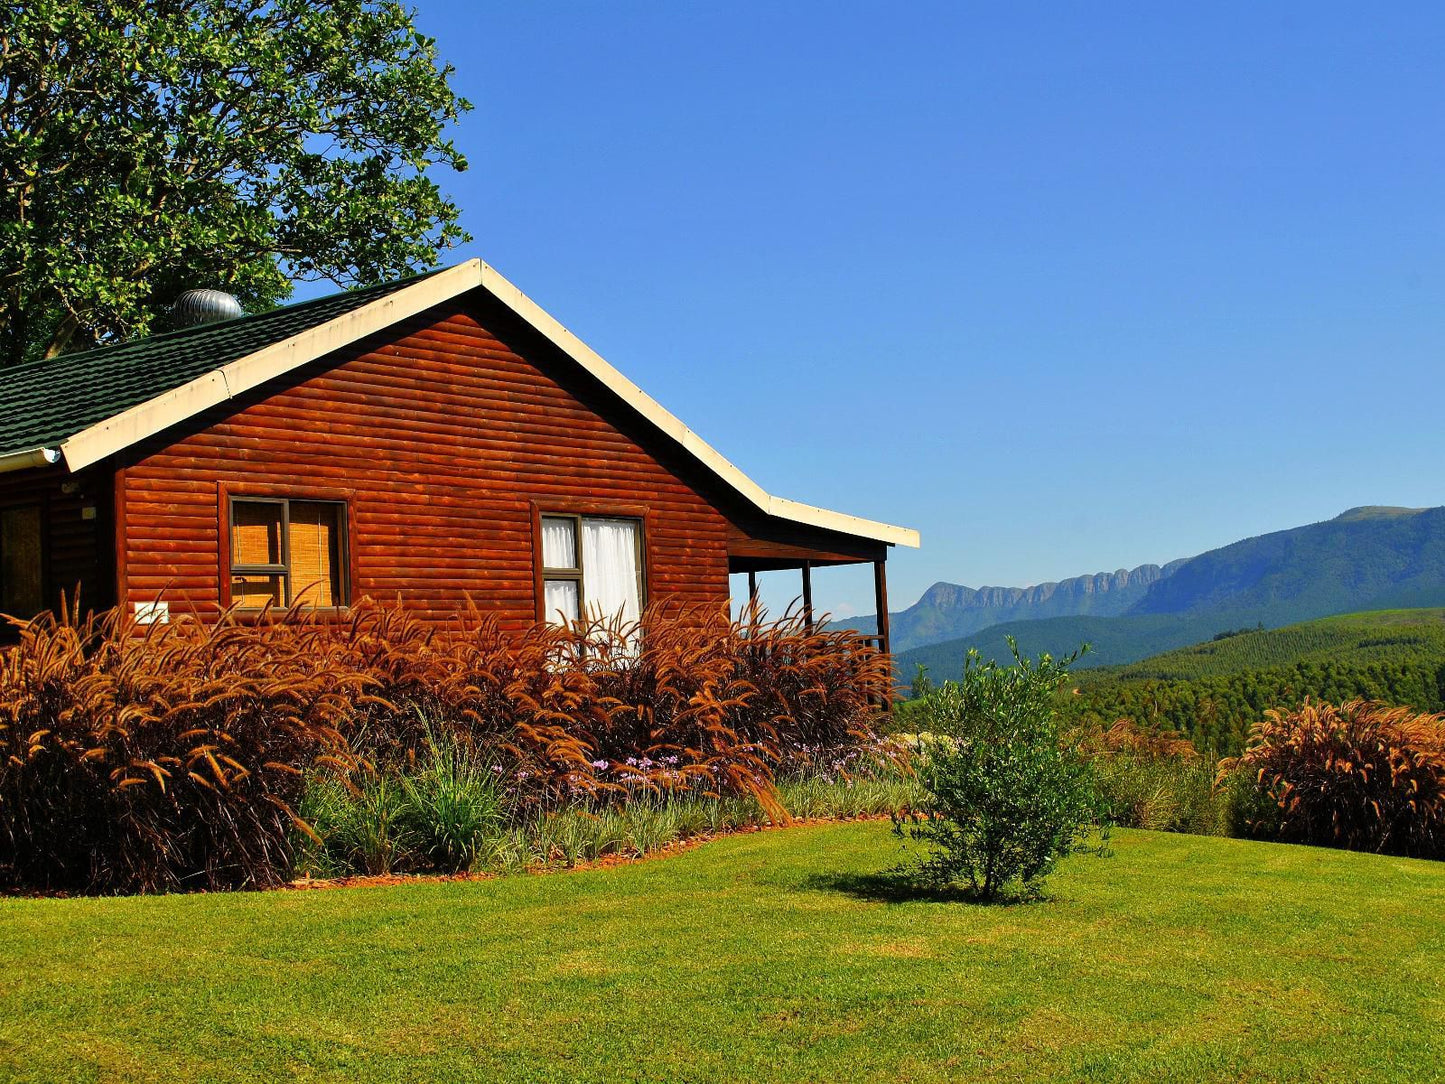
top-left (2, 825), bottom-right (1443, 1082)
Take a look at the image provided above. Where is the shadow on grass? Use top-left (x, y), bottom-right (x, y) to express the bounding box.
top-left (800, 869), bottom-right (1045, 907)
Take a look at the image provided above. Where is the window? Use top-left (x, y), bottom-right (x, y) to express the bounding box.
top-left (540, 514), bottom-right (643, 625)
top-left (0, 505), bottom-right (43, 617)
top-left (229, 498), bottom-right (346, 608)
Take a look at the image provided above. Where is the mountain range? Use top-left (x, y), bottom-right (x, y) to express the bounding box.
top-left (854, 505), bottom-right (1445, 677)
top-left (847, 560), bottom-right (1187, 651)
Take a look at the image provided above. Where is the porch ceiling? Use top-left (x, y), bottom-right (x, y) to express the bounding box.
top-left (728, 554), bottom-right (867, 573)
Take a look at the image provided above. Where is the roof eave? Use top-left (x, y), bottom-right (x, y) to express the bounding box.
top-left (36, 258), bottom-right (920, 550)
top-left (763, 496), bottom-right (920, 549)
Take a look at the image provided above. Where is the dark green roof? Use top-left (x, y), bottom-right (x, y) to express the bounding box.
top-left (0, 271), bottom-right (442, 460)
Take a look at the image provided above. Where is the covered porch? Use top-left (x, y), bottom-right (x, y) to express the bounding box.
top-left (725, 516), bottom-right (896, 661)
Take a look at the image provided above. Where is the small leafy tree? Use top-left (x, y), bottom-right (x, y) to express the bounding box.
top-left (896, 638), bottom-right (1105, 900)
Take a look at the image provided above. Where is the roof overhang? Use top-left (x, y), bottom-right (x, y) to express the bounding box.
top-left (7, 259), bottom-right (920, 550)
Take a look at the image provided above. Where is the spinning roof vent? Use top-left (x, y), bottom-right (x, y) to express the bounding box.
top-left (169, 288), bottom-right (244, 328)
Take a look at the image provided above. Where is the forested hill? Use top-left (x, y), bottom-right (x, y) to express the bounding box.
top-left (1095, 606), bottom-right (1445, 682)
top-left (1064, 608), bottom-right (1445, 754)
top-left (877, 505), bottom-right (1445, 666)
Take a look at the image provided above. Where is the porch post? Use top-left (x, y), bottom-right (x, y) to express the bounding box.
top-left (746, 569), bottom-right (759, 627)
top-left (873, 558), bottom-right (892, 710)
top-left (873, 559), bottom-right (891, 657)
top-left (801, 559), bottom-right (814, 632)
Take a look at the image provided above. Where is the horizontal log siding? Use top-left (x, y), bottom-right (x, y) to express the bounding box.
top-left (116, 304), bottom-right (731, 628)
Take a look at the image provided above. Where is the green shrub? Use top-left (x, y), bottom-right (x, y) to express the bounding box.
top-left (298, 772), bottom-right (412, 877)
top-left (298, 732), bottom-right (504, 876)
top-left (1218, 699), bottom-right (1445, 856)
top-left (896, 640), bottom-right (1105, 900)
top-left (395, 735), bottom-right (505, 871)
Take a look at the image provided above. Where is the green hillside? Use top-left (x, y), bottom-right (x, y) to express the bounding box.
top-left (895, 612), bottom-right (1228, 679)
top-left (1127, 506), bottom-right (1445, 624)
top-left (1104, 607), bottom-right (1445, 681)
top-left (883, 506), bottom-right (1445, 669)
top-left (1066, 608), bottom-right (1445, 755)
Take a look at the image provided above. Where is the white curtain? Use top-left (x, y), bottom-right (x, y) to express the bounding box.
top-left (581, 517), bottom-right (641, 625)
top-left (544, 579), bottom-right (579, 625)
top-left (541, 516), bottom-right (577, 570)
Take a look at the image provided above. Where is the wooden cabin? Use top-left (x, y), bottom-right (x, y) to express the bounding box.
top-left (0, 260), bottom-right (918, 650)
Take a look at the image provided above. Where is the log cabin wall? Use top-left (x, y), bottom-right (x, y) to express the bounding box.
top-left (0, 463), bottom-right (111, 623)
top-left (112, 299), bottom-right (733, 630)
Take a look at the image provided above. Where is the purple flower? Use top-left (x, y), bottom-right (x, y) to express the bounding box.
top-left (591, 759), bottom-right (609, 770)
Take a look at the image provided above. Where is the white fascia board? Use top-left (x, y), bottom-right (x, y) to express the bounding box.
top-left (54, 257), bottom-right (920, 549)
top-left (474, 262), bottom-right (921, 549)
top-left (58, 261), bottom-right (487, 473)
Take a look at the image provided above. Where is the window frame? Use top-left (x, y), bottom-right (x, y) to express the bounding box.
top-left (539, 512), bottom-right (585, 620)
top-left (533, 504), bottom-right (649, 624)
top-left (223, 492), bottom-right (352, 611)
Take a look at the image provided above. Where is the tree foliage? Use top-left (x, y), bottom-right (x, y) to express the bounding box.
top-left (0, 0), bottom-right (471, 365)
top-left (1068, 610), bottom-right (1445, 754)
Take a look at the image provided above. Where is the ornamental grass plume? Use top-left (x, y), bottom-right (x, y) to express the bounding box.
top-left (0, 603), bottom-right (362, 893)
top-left (0, 598), bottom-right (892, 892)
top-left (1218, 699), bottom-right (1445, 857)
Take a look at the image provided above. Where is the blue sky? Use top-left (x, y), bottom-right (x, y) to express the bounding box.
top-left (385, 2), bottom-right (1445, 617)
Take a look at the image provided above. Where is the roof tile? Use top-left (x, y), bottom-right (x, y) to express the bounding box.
top-left (0, 272), bottom-right (436, 459)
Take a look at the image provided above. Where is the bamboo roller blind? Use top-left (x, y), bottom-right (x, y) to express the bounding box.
top-left (289, 502), bottom-right (339, 607)
top-left (229, 500), bottom-right (341, 607)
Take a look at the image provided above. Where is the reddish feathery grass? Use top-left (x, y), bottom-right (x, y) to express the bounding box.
top-left (1073, 718), bottom-right (1201, 762)
top-left (1219, 699), bottom-right (1445, 857)
top-left (0, 604), bottom-right (362, 893)
top-left (0, 600), bottom-right (891, 893)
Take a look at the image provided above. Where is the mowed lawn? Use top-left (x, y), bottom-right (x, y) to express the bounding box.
top-left (2, 825), bottom-right (1443, 1083)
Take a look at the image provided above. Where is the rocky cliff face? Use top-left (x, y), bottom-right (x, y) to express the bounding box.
top-left (858, 560), bottom-right (1187, 653)
top-left (915, 562), bottom-right (1184, 612)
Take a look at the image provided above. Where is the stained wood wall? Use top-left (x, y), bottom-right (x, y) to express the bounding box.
top-left (113, 300), bottom-right (734, 629)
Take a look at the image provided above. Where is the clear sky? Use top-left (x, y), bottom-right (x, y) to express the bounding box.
top-left (380, 2), bottom-right (1445, 618)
